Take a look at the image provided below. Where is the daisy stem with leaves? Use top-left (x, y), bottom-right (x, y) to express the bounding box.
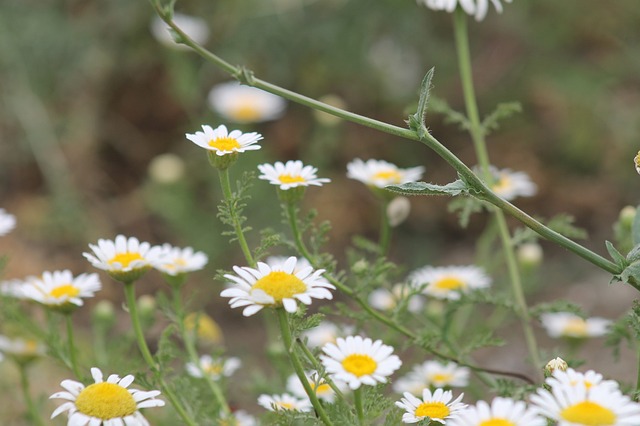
top-left (218, 168), bottom-right (255, 267)
top-left (452, 7), bottom-right (543, 374)
top-left (276, 308), bottom-right (334, 426)
top-left (64, 313), bottom-right (82, 380)
top-left (18, 364), bottom-right (44, 426)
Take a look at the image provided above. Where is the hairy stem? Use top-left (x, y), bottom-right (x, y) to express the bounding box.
top-left (64, 314), bottom-right (82, 379)
top-left (218, 168), bottom-right (255, 267)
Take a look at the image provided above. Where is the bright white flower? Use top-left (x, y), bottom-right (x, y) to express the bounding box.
top-left (368, 284), bottom-right (423, 313)
top-left (258, 160), bottom-right (330, 190)
top-left (387, 196), bottom-right (411, 227)
top-left (21, 270), bottom-right (101, 309)
top-left (83, 235), bottom-right (163, 283)
top-left (419, 0), bottom-right (512, 22)
top-left (540, 312), bottom-right (611, 339)
top-left (0, 335), bottom-right (46, 360)
top-left (531, 371), bottom-right (640, 426)
top-left (154, 244), bottom-right (208, 276)
top-left (221, 256), bottom-right (335, 316)
top-left (544, 368), bottom-right (619, 394)
top-left (185, 124), bottom-right (262, 157)
top-left (0, 279), bottom-right (26, 299)
top-left (150, 13), bottom-right (209, 49)
top-left (486, 166), bottom-right (537, 201)
top-left (0, 208), bottom-right (16, 236)
top-left (50, 367), bottom-right (165, 426)
top-left (265, 256), bottom-right (312, 273)
top-left (449, 397), bottom-right (546, 426)
top-left (396, 388), bottom-right (467, 424)
top-left (320, 335), bottom-right (402, 390)
top-left (257, 393), bottom-right (312, 412)
top-left (409, 265), bottom-right (491, 300)
top-left (347, 158), bottom-right (425, 189)
top-left (393, 361), bottom-right (470, 395)
top-left (208, 81), bottom-right (286, 123)
top-left (286, 371), bottom-right (343, 403)
top-left (302, 321), bottom-right (353, 348)
top-left (185, 355), bottom-right (241, 380)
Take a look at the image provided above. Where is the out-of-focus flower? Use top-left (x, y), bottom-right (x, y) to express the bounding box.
top-left (449, 397), bottom-right (546, 426)
top-left (21, 270), bottom-right (101, 312)
top-left (0, 335), bottom-right (46, 364)
top-left (409, 265), bottom-right (491, 300)
top-left (186, 355), bottom-right (241, 380)
top-left (516, 242), bottom-right (543, 268)
top-left (286, 371), bottom-right (342, 403)
top-left (368, 284), bottom-right (423, 313)
top-left (225, 410), bottom-right (257, 426)
top-left (0, 279), bottom-right (26, 299)
top-left (387, 196), bottom-right (411, 227)
top-left (50, 367), bottom-right (165, 425)
top-left (258, 160), bottom-right (330, 190)
top-left (313, 94), bottom-right (347, 126)
top-left (634, 150), bottom-right (640, 175)
top-left (347, 159), bottom-right (425, 189)
top-left (0, 208), bottom-right (16, 236)
top-left (154, 244), bottom-right (208, 276)
top-left (257, 393), bottom-right (312, 412)
top-left (540, 312), bottom-right (611, 339)
top-left (184, 312), bottom-right (223, 345)
top-left (302, 321), bottom-right (353, 348)
top-left (150, 13), bottom-right (209, 49)
top-left (320, 335), bottom-right (402, 390)
top-left (486, 166), bottom-right (537, 201)
top-left (418, 0), bottom-right (513, 22)
top-left (393, 361), bottom-right (470, 395)
top-left (208, 81), bottom-right (286, 123)
top-left (148, 153), bottom-right (185, 184)
top-left (396, 388), bottom-right (466, 424)
top-left (221, 256), bottom-right (335, 316)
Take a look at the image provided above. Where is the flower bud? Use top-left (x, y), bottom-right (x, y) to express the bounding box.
top-left (148, 153), bottom-right (185, 184)
top-left (352, 259), bottom-right (369, 274)
top-left (544, 357), bottom-right (568, 377)
top-left (517, 243), bottom-right (543, 268)
top-left (619, 205), bottom-right (637, 228)
top-left (386, 196), bottom-right (411, 227)
top-left (93, 300), bottom-right (116, 328)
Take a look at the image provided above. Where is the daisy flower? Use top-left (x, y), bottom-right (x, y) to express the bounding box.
top-left (83, 235), bottom-right (163, 283)
top-left (150, 13), bottom-right (209, 49)
top-left (368, 284), bottom-right (424, 313)
top-left (220, 256), bottom-right (335, 316)
top-left (486, 166), bottom-right (537, 201)
top-left (449, 397), bottom-right (546, 426)
top-left (225, 410), bottom-right (257, 426)
top-left (185, 355), bottom-right (241, 380)
top-left (409, 265), bottom-right (491, 300)
top-left (0, 335), bottom-right (46, 363)
top-left (540, 312), bottom-right (611, 339)
top-left (154, 243), bottom-right (208, 276)
top-left (265, 255), bottom-right (312, 273)
top-left (346, 158), bottom-right (425, 189)
top-left (320, 335), bottom-right (402, 390)
top-left (393, 361), bottom-right (470, 395)
top-left (258, 160), bottom-right (330, 190)
top-left (208, 81), bottom-right (286, 123)
top-left (286, 371), bottom-right (343, 403)
top-left (302, 321), bottom-right (353, 348)
top-left (544, 368), bottom-right (619, 393)
top-left (186, 124), bottom-right (262, 157)
top-left (50, 367), bottom-right (165, 426)
top-left (257, 393), bottom-right (312, 412)
top-left (0, 208), bottom-right (16, 236)
top-left (21, 270), bottom-right (101, 312)
top-left (0, 279), bottom-right (26, 299)
top-left (396, 388), bottom-right (467, 424)
top-left (418, 0), bottom-right (512, 22)
top-left (531, 372), bottom-right (640, 425)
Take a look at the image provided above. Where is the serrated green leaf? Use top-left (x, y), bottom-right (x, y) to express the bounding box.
top-left (385, 179), bottom-right (469, 197)
top-left (633, 206), bottom-right (640, 245)
top-left (407, 67), bottom-right (435, 139)
top-left (606, 241), bottom-right (627, 268)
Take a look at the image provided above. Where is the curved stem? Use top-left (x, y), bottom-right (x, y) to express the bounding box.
top-left (64, 314), bottom-right (82, 379)
top-left (18, 364), bottom-right (44, 426)
top-left (218, 168), bottom-right (255, 267)
top-left (276, 309), bottom-right (334, 426)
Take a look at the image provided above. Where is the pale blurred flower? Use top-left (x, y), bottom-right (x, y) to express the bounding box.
top-left (0, 208), bottom-right (16, 236)
top-left (409, 265), bottom-right (491, 300)
top-left (186, 355), bottom-right (241, 380)
top-left (21, 270), bottom-right (101, 310)
top-left (540, 312), bottom-right (611, 339)
top-left (394, 361), bottom-right (470, 395)
top-left (516, 242), bottom-right (543, 267)
top-left (148, 153), bottom-right (185, 184)
top-left (418, 0), bottom-right (513, 22)
top-left (0, 279), bottom-right (26, 299)
top-left (347, 159), bottom-right (425, 188)
top-left (209, 81), bottom-right (286, 123)
top-left (258, 160), bottom-right (330, 190)
top-left (302, 321), bottom-right (353, 348)
top-left (154, 244), bottom-right (208, 276)
top-left (286, 371), bottom-right (342, 403)
top-left (396, 388), bottom-right (466, 424)
top-left (184, 312), bottom-right (223, 345)
top-left (387, 196), bottom-right (411, 227)
top-left (257, 393), bottom-right (312, 412)
top-left (486, 166), bottom-right (537, 201)
top-left (0, 335), bottom-right (46, 364)
top-left (368, 284), bottom-right (423, 313)
top-left (313, 94), bottom-right (347, 126)
top-left (228, 410), bottom-right (257, 426)
top-left (186, 124), bottom-right (262, 157)
top-left (635, 150), bottom-right (640, 175)
top-left (449, 397), bottom-right (546, 426)
top-left (150, 13), bottom-right (209, 49)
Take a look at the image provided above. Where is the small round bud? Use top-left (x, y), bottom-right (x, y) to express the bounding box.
top-left (619, 205), bottom-right (637, 228)
top-left (138, 294), bottom-right (156, 316)
top-left (352, 259), bottom-right (369, 274)
top-left (184, 312), bottom-right (223, 345)
top-left (148, 153), bottom-right (185, 184)
top-left (517, 243), bottom-right (543, 268)
top-left (544, 357), bottom-right (568, 377)
top-left (93, 300), bottom-right (116, 325)
top-left (313, 94), bottom-right (347, 126)
top-left (386, 196), bottom-right (411, 227)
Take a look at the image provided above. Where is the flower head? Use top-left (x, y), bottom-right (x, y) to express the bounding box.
top-left (186, 355), bottom-right (241, 380)
top-left (186, 124), bottom-right (262, 157)
top-left (419, 0), bottom-right (512, 22)
top-left (486, 166), bottom-right (537, 201)
top-left (184, 312), bottom-right (223, 345)
top-left (83, 235), bottom-right (163, 283)
top-left (540, 312), bottom-right (611, 339)
top-left (409, 265), bottom-right (491, 300)
top-left (396, 388), bottom-right (467, 424)
top-left (258, 160), bottom-right (330, 190)
top-left (221, 256), bottom-right (335, 316)
top-left (320, 335), bottom-right (402, 390)
top-left (393, 361), bottom-right (470, 395)
top-left (0, 208), bottom-right (16, 236)
top-left (635, 150), bottom-right (640, 175)
top-left (0, 335), bottom-right (46, 364)
top-left (368, 284), bottom-right (424, 313)
top-left (154, 244), bottom-right (208, 276)
top-left (302, 321), bottom-right (353, 348)
top-left (257, 393), bottom-right (312, 412)
top-left (150, 13), bottom-right (209, 49)
top-left (287, 371), bottom-right (343, 403)
top-left (21, 270), bottom-right (101, 312)
top-left (544, 368), bottom-right (619, 393)
top-left (347, 159), bottom-right (425, 189)
top-left (0, 279), bottom-right (27, 299)
top-left (449, 397), bottom-right (546, 426)
top-left (50, 367), bottom-right (164, 425)
top-left (209, 81), bottom-right (286, 123)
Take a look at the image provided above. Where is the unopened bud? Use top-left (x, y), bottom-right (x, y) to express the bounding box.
top-left (352, 259), bottom-right (369, 274)
top-left (517, 243), bottom-right (543, 268)
top-left (93, 300), bottom-right (116, 327)
top-left (313, 94), bottom-right (347, 126)
top-left (148, 153), bottom-right (185, 184)
top-left (619, 206), bottom-right (637, 228)
top-left (544, 357), bottom-right (568, 377)
top-left (387, 196), bottom-right (411, 227)
top-left (138, 295), bottom-right (156, 317)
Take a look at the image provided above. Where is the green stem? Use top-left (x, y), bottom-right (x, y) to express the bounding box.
top-left (353, 388), bottom-right (365, 426)
top-left (64, 314), bottom-right (82, 379)
top-left (276, 309), bottom-right (334, 426)
top-left (171, 285), bottom-right (232, 416)
top-left (379, 198), bottom-right (391, 255)
top-left (296, 338), bottom-right (346, 401)
top-left (218, 168), bottom-right (255, 267)
top-left (285, 202), bottom-right (314, 261)
top-left (18, 364), bottom-right (44, 426)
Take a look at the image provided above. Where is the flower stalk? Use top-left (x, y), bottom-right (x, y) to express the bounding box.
top-left (218, 168), bottom-right (255, 267)
top-left (18, 364), bottom-right (44, 426)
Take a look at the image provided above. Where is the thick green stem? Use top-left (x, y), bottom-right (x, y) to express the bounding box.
top-left (218, 168), bottom-right (255, 267)
top-left (18, 364), bottom-right (44, 426)
top-left (276, 309), bottom-right (334, 426)
top-left (353, 388), bottom-right (365, 426)
top-left (64, 314), bottom-right (82, 379)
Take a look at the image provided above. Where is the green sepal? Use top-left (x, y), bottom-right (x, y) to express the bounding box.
top-left (385, 179), bottom-right (469, 197)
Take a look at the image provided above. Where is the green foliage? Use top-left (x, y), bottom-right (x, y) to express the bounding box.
top-left (530, 300), bottom-right (584, 318)
top-left (481, 102), bottom-right (522, 136)
top-left (386, 179), bottom-right (470, 197)
top-left (407, 67), bottom-right (435, 140)
top-left (448, 196), bottom-right (486, 228)
top-left (217, 171), bottom-right (255, 243)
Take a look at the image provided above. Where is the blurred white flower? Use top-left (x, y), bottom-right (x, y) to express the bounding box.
top-left (209, 81), bottom-right (286, 123)
top-left (21, 270), bottom-right (101, 310)
top-left (302, 321), bottom-right (353, 348)
top-left (148, 153), bottom-right (185, 184)
top-left (418, 0), bottom-right (513, 22)
top-left (387, 196), bottom-right (411, 227)
top-left (185, 355), bottom-right (241, 380)
top-left (484, 166), bottom-right (536, 201)
top-left (154, 244), bottom-right (208, 276)
top-left (368, 284), bottom-right (423, 313)
top-left (258, 160), bottom-right (330, 190)
top-left (257, 393), bottom-right (312, 412)
top-left (394, 361), bottom-right (470, 395)
top-left (150, 13), bottom-right (209, 49)
top-left (540, 312), bottom-right (611, 339)
top-left (286, 371), bottom-right (342, 403)
top-left (0, 209), bottom-right (16, 236)
top-left (347, 159), bottom-right (425, 189)
top-left (409, 265), bottom-right (491, 300)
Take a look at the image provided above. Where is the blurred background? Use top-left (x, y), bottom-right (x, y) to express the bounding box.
top-left (1, 0), bottom-right (640, 422)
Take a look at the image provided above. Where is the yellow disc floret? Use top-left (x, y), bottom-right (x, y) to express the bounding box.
top-left (231, 103), bottom-right (261, 122)
top-left (278, 174), bottom-right (306, 184)
top-left (108, 252), bottom-right (144, 269)
top-left (415, 401), bottom-right (450, 419)
top-left (479, 419), bottom-right (515, 426)
top-left (251, 272), bottom-right (307, 303)
top-left (560, 401), bottom-right (616, 425)
top-left (311, 382), bottom-right (331, 395)
top-left (341, 354), bottom-right (377, 377)
top-left (561, 318), bottom-right (588, 337)
top-left (75, 382), bottom-right (137, 420)
top-left (50, 284), bottom-right (80, 299)
top-left (431, 372), bottom-right (454, 384)
top-left (208, 137), bottom-right (241, 151)
top-left (433, 277), bottom-right (467, 291)
top-left (373, 170), bottom-right (402, 183)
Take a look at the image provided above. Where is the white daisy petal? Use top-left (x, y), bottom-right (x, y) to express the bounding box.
top-left (418, 0), bottom-right (512, 21)
top-left (347, 158), bottom-right (425, 189)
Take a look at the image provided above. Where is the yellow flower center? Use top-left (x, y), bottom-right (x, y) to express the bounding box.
top-left (49, 284), bottom-right (80, 299)
top-left (415, 401), bottom-right (450, 419)
top-left (433, 277), bottom-right (466, 291)
top-left (479, 419), bottom-right (515, 426)
top-left (277, 402), bottom-right (295, 410)
top-left (75, 382), bottom-right (137, 420)
top-left (341, 354), bottom-right (377, 377)
top-left (561, 401), bottom-right (616, 425)
top-left (562, 318), bottom-right (588, 337)
top-left (108, 252), bottom-right (144, 269)
top-left (278, 174), bottom-right (306, 184)
top-left (208, 137), bottom-right (241, 151)
top-left (373, 170), bottom-right (402, 183)
top-left (431, 372), bottom-right (454, 384)
top-left (204, 363), bottom-right (223, 376)
top-left (251, 271), bottom-right (307, 303)
top-left (230, 103), bottom-right (262, 122)
top-left (311, 382), bottom-right (332, 395)
top-left (184, 313), bottom-right (223, 344)
top-left (492, 174), bottom-right (512, 193)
